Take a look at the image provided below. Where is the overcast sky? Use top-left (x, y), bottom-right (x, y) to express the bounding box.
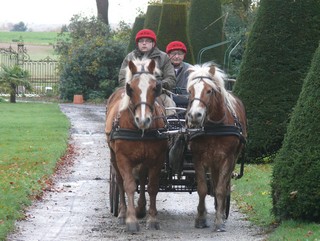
top-left (0, 0), bottom-right (149, 25)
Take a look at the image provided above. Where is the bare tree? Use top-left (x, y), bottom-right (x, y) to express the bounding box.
top-left (96, 0), bottom-right (109, 25)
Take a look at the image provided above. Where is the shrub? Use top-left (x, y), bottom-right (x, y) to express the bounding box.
top-left (188, 0), bottom-right (224, 65)
top-left (233, 0), bottom-right (320, 162)
top-left (157, 3), bottom-right (195, 64)
top-left (127, 16), bottom-right (145, 54)
top-left (56, 15), bottom-right (127, 101)
top-left (272, 43), bottom-right (320, 222)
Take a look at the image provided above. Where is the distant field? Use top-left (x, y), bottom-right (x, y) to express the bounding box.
top-left (0, 31), bottom-right (60, 45)
top-left (0, 32), bottom-right (62, 59)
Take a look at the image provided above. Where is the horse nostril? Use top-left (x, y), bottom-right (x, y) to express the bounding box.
top-left (145, 117), bottom-right (151, 125)
top-left (135, 117), bottom-right (140, 123)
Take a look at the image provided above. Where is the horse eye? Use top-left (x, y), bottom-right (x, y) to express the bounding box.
top-left (207, 89), bottom-right (213, 95)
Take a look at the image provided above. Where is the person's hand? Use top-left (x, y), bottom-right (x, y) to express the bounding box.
top-left (162, 82), bottom-right (169, 90)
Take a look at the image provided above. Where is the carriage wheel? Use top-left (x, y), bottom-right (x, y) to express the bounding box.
top-left (109, 166), bottom-right (119, 217)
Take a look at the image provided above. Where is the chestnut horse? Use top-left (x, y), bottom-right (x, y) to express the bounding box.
top-left (186, 62), bottom-right (247, 232)
top-left (105, 58), bottom-right (167, 232)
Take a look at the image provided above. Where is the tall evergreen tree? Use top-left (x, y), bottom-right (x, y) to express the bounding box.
top-left (126, 16), bottom-right (145, 54)
top-left (188, 0), bottom-right (225, 65)
top-left (233, 0), bottom-right (320, 162)
top-left (157, 3), bottom-right (195, 64)
top-left (272, 43), bottom-right (320, 222)
top-left (143, 4), bottom-right (162, 33)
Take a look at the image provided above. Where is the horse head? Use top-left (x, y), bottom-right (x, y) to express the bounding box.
top-left (186, 62), bottom-right (229, 128)
top-left (122, 58), bottom-right (162, 130)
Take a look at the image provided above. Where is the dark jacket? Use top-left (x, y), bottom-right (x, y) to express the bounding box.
top-left (174, 62), bottom-right (192, 95)
top-left (118, 47), bottom-right (176, 90)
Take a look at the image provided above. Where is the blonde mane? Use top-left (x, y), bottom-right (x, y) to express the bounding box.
top-left (187, 62), bottom-right (237, 114)
top-left (119, 58), bottom-right (161, 112)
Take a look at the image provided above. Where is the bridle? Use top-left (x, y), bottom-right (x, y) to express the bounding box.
top-left (127, 71), bottom-right (158, 118)
top-left (188, 76), bottom-right (215, 109)
top-left (188, 76), bottom-right (227, 125)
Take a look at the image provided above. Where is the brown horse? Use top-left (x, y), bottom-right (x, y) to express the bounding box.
top-left (186, 62), bottom-right (247, 232)
top-left (105, 58), bottom-right (167, 232)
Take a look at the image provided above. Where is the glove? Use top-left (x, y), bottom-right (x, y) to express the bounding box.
top-left (162, 82), bottom-right (170, 90)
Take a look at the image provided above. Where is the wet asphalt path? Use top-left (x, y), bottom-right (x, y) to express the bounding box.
top-left (7, 103), bottom-right (267, 241)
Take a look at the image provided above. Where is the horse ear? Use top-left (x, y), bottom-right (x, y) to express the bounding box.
top-left (128, 60), bottom-right (137, 75)
top-left (148, 59), bottom-right (156, 73)
top-left (155, 81), bottom-right (162, 97)
top-left (209, 65), bottom-right (216, 76)
top-left (126, 82), bottom-right (133, 97)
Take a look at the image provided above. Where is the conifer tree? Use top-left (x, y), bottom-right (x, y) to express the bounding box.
top-left (233, 0), bottom-right (320, 162)
top-left (272, 43), bottom-right (320, 222)
top-left (126, 16), bottom-right (145, 54)
top-left (157, 3), bottom-right (195, 64)
top-left (143, 4), bottom-right (162, 33)
top-left (188, 0), bottom-right (224, 65)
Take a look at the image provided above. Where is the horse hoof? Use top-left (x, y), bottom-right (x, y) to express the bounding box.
top-left (214, 224), bottom-right (226, 232)
top-left (126, 222), bottom-right (140, 233)
top-left (195, 219), bottom-right (209, 228)
top-left (147, 221), bottom-right (160, 230)
top-left (118, 217), bottom-right (125, 225)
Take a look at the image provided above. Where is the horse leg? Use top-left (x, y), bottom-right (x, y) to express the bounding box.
top-left (146, 166), bottom-right (161, 230)
top-left (136, 167), bottom-right (147, 219)
top-left (110, 150), bottom-right (126, 225)
top-left (213, 167), bottom-right (230, 232)
top-left (116, 173), bottom-right (127, 225)
top-left (194, 162), bottom-right (209, 228)
top-left (119, 163), bottom-right (140, 232)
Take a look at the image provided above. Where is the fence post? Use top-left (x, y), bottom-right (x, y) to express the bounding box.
top-left (17, 36), bottom-right (26, 66)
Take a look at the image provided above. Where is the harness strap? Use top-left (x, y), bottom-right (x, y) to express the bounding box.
top-left (109, 128), bottom-right (168, 141)
top-left (189, 124), bottom-right (246, 144)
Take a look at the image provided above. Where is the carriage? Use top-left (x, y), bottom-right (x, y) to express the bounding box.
top-left (106, 58), bottom-right (247, 232)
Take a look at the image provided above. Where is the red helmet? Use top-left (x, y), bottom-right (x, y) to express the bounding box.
top-left (166, 41), bottom-right (187, 54)
top-left (135, 29), bottom-right (157, 44)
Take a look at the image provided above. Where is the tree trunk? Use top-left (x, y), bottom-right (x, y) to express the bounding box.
top-left (10, 84), bottom-right (16, 103)
top-left (96, 0), bottom-right (109, 25)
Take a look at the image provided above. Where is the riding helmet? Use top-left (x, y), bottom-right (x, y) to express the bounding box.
top-left (166, 41), bottom-right (187, 54)
top-left (135, 29), bottom-right (157, 44)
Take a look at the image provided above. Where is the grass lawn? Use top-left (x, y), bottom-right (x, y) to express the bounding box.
top-left (0, 31), bottom-right (60, 45)
top-left (0, 31), bottom-right (64, 59)
top-left (0, 102), bottom-right (69, 240)
top-left (232, 164), bottom-right (320, 240)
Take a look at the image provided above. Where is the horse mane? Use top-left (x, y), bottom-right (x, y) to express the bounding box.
top-left (119, 58), bottom-right (161, 112)
top-left (187, 62), bottom-right (237, 114)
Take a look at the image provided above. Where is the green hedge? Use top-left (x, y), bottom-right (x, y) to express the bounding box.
top-left (188, 0), bottom-right (224, 65)
top-left (233, 0), bottom-right (320, 162)
top-left (127, 16), bottom-right (145, 54)
top-left (272, 42), bottom-right (320, 222)
top-left (143, 4), bottom-right (162, 34)
top-left (157, 3), bottom-right (195, 64)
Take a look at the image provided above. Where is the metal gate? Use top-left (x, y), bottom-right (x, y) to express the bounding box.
top-left (0, 40), bottom-right (59, 96)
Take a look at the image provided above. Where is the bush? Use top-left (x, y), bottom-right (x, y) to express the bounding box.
top-left (188, 0), bottom-right (224, 65)
top-left (272, 43), bottom-right (320, 222)
top-left (233, 0), bottom-right (320, 163)
top-left (56, 15), bottom-right (128, 101)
